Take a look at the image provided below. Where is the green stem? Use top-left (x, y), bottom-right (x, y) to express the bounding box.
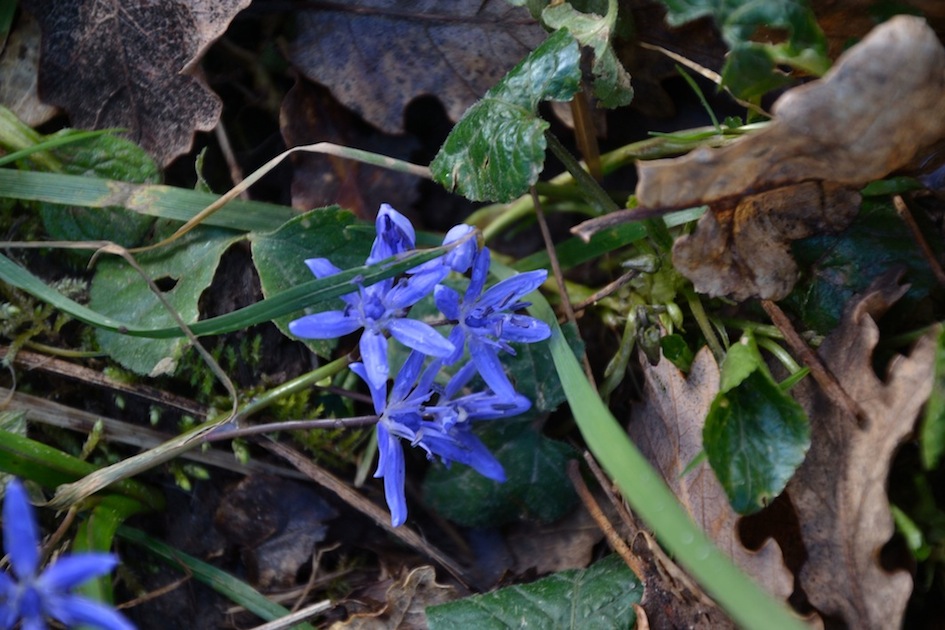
top-left (684, 286), bottom-right (725, 361)
top-left (545, 131), bottom-right (620, 216)
top-left (237, 354), bottom-right (353, 419)
top-left (756, 336), bottom-right (802, 374)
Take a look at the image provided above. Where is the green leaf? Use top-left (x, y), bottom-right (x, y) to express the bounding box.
top-left (38, 133), bottom-right (159, 252)
top-left (431, 29), bottom-right (581, 202)
top-left (660, 334), bottom-right (694, 372)
top-left (788, 198), bottom-right (939, 334)
top-left (90, 224), bottom-right (244, 375)
top-left (504, 322), bottom-right (583, 413)
top-left (427, 554), bottom-right (641, 629)
top-left (659, 0), bottom-right (829, 99)
top-left (920, 325), bottom-right (945, 469)
top-left (250, 207), bottom-right (373, 353)
top-left (704, 335), bottom-right (810, 514)
top-left (542, 0), bottom-right (633, 108)
top-left (424, 420), bottom-right (577, 527)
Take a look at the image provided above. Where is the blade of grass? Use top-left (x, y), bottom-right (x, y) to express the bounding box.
top-left (118, 525), bottom-right (316, 629)
top-left (490, 260), bottom-right (806, 630)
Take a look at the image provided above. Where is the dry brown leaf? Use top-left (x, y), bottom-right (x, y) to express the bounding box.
top-left (279, 79), bottom-right (420, 220)
top-left (28, 0), bottom-right (251, 166)
top-left (631, 15), bottom-right (945, 300)
top-left (331, 566), bottom-right (456, 630)
top-left (673, 182), bottom-right (860, 300)
top-left (505, 502), bottom-right (604, 575)
top-left (636, 15), bottom-right (945, 211)
top-left (628, 349), bottom-right (795, 600)
top-left (787, 274), bottom-right (938, 628)
top-left (0, 12), bottom-right (59, 127)
top-left (287, 0), bottom-right (546, 135)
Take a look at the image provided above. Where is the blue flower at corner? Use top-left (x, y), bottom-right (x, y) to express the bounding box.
top-left (435, 247), bottom-right (551, 398)
top-left (0, 479), bottom-right (134, 630)
top-left (354, 352), bottom-right (513, 527)
top-left (289, 204), bottom-right (454, 392)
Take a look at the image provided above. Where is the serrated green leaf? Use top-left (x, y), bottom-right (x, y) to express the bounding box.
top-left (431, 29), bottom-right (581, 202)
top-left (542, 0), bottom-right (633, 108)
top-left (39, 133), bottom-right (159, 253)
top-left (920, 325), bottom-right (945, 469)
top-left (424, 420), bottom-right (577, 527)
top-left (705, 337), bottom-right (810, 514)
top-left (427, 554), bottom-right (641, 629)
top-left (788, 198), bottom-right (938, 334)
top-left (90, 224), bottom-right (243, 375)
top-left (250, 207), bottom-right (373, 354)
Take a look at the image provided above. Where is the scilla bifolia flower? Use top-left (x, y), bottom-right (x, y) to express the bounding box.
top-left (290, 204), bottom-right (552, 526)
top-left (0, 479), bottom-right (134, 630)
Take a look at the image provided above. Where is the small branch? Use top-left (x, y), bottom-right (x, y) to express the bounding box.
top-left (761, 299), bottom-right (867, 424)
top-left (567, 460), bottom-right (645, 582)
top-left (893, 194), bottom-right (945, 288)
top-left (204, 415), bottom-right (378, 443)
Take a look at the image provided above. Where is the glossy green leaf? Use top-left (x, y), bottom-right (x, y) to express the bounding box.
top-left (788, 198), bottom-right (938, 334)
top-left (542, 0), bottom-right (633, 108)
top-left (250, 207), bottom-right (372, 354)
top-left (431, 29), bottom-right (581, 202)
top-left (424, 420), bottom-right (577, 527)
top-left (660, 334), bottom-right (694, 372)
top-left (920, 325), bottom-right (945, 469)
top-left (427, 554), bottom-right (641, 629)
top-left (504, 323), bottom-right (583, 413)
top-left (90, 224), bottom-right (244, 375)
top-left (39, 133), bottom-right (159, 253)
top-left (704, 335), bottom-right (810, 514)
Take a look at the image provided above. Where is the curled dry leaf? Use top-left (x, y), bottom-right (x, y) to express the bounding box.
top-left (673, 182), bottom-right (860, 300)
top-left (787, 274), bottom-right (938, 627)
top-left (632, 15), bottom-right (945, 300)
top-left (331, 566), bottom-right (455, 630)
top-left (28, 0), bottom-right (251, 166)
top-left (628, 350), bottom-right (794, 616)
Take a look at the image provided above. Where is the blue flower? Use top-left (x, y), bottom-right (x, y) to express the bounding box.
top-left (435, 247), bottom-right (551, 398)
top-left (0, 479), bottom-right (134, 630)
top-left (289, 204), bottom-right (454, 391)
top-left (353, 352), bottom-right (510, 527)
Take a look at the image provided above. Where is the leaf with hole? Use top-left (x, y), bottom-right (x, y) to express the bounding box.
top-left (430, 28), bottom-right (581, 202)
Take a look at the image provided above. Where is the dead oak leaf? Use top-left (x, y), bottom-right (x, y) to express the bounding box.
top-left (628, 349), bottom-right (794, 603)
top-left (331, 565), bottom-right (456, 630)
top-left (288, 0), bottom-right (547, 135)
top-left (621, 15), bottom-right (945, 300)
top-left (787, 274), bottom-right (938, 628)
top-left (29, 0), bottom-right (250, 166)
top-left (635, 15), bottom-right (945, 211)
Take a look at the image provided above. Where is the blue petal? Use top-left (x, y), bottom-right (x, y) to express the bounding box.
top-left (388, 319), bottom-right (454, 358)
top-left (369, 204), bottom-right (416, 264)
top-left (444, 360), bottom-right (479, 399)
top-left (288, 310), bottom-right (362, 339)
top-left (465, 247), bottom-right (491, 301)
top-left (304, 258), bottom-right (342, 279)
top-left (456, 392), bottom-right (532, 421)
top-left (478, 269), bottom-right (547, 311)
top-left (350, 362), bottom-right (386, 414)
top-left (442, 224), bottom-right (477, 273)
top-left (359, 329), bottom-right (390, 391)
top-left (433, 285), bottom-right (461, 321)
top-left (38, 554), bottom-right (118, 592)
top-left (387, 269), bottom-right (445, 311)
top-left (375, 424), bottom-right (408, 527)
top-left (497, 314), bottom-right (551, 343)
top-left (390, 351), bottom-right (426, 404)
top-left (44, 594), bottom-right (135, 630)
top-left (418, 424), bottom-right (505, 482)
top-left (469, 339), bottom-right (516, 399)
top-left (3, 479), bottom-right (40, 578)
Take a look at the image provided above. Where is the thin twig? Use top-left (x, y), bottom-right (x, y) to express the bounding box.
top-left (761, 299), bottom-right (867, 424)
top-left (248, 599), bottom-right (332, 630)
top-left (567, 460), bottom-right (644, 581)
top-left (530, 187), bottom-right (597, 388)
top-left (213, 122), bottom-right (248, 199)
top-left (571, 270), bottom-right (639, 313)
top-left (203, 415), bottom-right (379, 443)
top-left (893, 194), bottom-right (945, 288)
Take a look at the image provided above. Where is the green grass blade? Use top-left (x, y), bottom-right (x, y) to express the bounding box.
top-left (0, 168), bottom-right (294, 232)
top-left (490, 261), bottom-right (806, 630)
top-left (0, 244), bottom-right (452, 338)
top-left (118, 526), bottom-right (316, 629)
